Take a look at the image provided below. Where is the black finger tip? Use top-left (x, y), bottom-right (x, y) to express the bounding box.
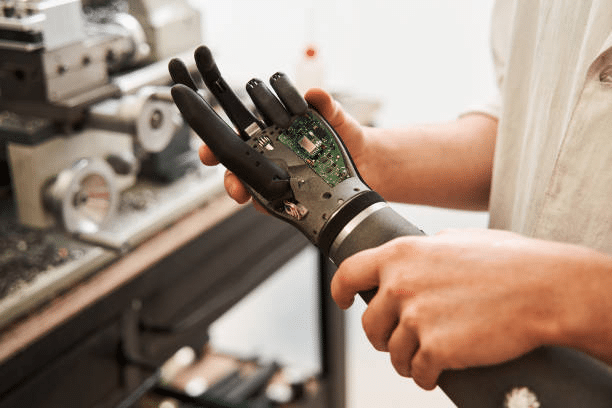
top-left (168, 58), bottom-right (184, 70)
top-left (194, 45), bottom-right (215, 70)
top-left (168, 59), bottom-right (185, 76)
top-left (170, 84), bottom-right (192, 102)
top-left (168, 59), bottom-right (198, 89)
top-left (170, 84), bottom-right (182, 99)
top-left (246, 78), bottom-right (263, 90)
top-left (270, 72), bottom-right (286, 83)
top-left (168, 59), bottom-right (184, 79)
top-left (194, 45), bottom-right (211, 56)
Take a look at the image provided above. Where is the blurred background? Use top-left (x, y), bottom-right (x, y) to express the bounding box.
top-left (198, 1), bottom-right (495, 407)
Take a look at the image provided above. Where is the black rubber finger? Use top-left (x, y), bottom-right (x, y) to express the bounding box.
top-left (194, 45), bottom-right (221, 89)
top-left (193, 45), bottom-right (263, 139)
top-left (270, 72), bottom-right (308, 116)
top-left (246, 78), bottom-right (292, 129)
top-left (168, 58), bottom-right (198, 91)
top-left (171, 84), bottom-right (290, 202)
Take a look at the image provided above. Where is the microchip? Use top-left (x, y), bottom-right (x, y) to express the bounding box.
top-left (278, 112), bottom-right (350, 186)
top-left (298, 131), bottom-right (320, 155)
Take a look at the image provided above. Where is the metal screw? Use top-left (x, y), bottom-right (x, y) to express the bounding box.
top-left (150, 109), bottom-right (164, 129)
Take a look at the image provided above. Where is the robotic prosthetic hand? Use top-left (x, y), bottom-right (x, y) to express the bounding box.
top-left (168, 46), bottom-right (423, 287)
top-left (169, 46), bottom-right (612, 408)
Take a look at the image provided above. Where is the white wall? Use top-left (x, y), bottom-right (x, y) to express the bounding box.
top-left (191, 0), bottom-right (496, 126)
top-left (199, 1), bottom-right (496, 407)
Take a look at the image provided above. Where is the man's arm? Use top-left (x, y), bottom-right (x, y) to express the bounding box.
top-left (201, 88), bottom-right (498, 211)
top-left (356, 115), bottom-right (497, 210)
top-left (330, 228), bottom-right (612, 390)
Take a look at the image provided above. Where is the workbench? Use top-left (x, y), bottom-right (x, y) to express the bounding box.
top-left (0, 194), bottom-right (346, 407)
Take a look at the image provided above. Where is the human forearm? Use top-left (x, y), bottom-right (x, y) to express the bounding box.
top-left (360, 113), bottom-right (497, 210)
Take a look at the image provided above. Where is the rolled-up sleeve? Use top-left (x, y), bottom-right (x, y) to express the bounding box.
top-left (460, 0), bottom-right (514, 120)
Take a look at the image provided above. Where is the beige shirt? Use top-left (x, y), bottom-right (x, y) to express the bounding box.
top-left (486, 0), bottom-right (612, 254)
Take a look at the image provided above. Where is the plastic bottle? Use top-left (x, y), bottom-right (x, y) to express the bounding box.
top-left (294, 45), bottom-right (325, 95)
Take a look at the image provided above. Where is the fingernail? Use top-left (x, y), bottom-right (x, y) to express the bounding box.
top-left (374, 343), bottom-right (388, 352)
top-left (338, 301), bottom-right (350, 310)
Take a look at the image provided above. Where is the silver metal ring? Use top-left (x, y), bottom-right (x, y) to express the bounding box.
top-left (329, 202), bottom-right (388, 257)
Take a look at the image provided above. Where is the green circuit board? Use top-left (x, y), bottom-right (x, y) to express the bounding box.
top-left (278, 112), bottom-right (350, 186)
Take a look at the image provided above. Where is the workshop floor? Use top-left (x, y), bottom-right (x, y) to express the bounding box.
top-left (209, 203), bottom-right (488, 408)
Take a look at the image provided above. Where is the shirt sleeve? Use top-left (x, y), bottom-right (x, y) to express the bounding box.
top-left (460, 91), bottom-right (502, 120)
top-left (460, 0), bottom-right (514, 120)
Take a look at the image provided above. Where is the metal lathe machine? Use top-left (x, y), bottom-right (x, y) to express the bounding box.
top-left (0, 2), bottom-right (345, 408)
top-left (0, 0), bottom-right (224, 326)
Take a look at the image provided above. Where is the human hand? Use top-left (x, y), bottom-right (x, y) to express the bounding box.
top-left (330, 228), bottom-right (612, 390)
top-left (198, 88), bottom-right (368, 205)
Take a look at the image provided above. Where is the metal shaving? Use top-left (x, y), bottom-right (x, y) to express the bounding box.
top-left (0, 221), bottom-right (76, 299)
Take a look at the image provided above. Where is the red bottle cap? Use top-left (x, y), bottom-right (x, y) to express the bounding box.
top-left (306, 47), bottom-right (316, 58)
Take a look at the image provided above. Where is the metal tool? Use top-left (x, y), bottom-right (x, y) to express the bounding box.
top-left (223, 361), bottom-right (279, 405)
top-left (44, 157), bottom-right (118, 234)
top-left (204, 369), bottom-right (242, 400)
top-left (170, 46), bottom-right (612, 408)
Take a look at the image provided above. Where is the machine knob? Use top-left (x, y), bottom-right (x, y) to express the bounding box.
top-left (88, 87), bottom-right (180, 154)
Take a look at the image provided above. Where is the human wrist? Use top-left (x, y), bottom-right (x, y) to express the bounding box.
top-left (356, 126), bottom-right (388, 193)
top-left (552, 249), bottom-right (612, 362)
